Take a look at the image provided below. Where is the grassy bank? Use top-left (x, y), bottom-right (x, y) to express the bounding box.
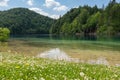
top-left (0, 52), bottom-right (120, 80)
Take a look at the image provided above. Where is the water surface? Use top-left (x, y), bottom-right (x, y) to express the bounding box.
top-left (1, 35), bottom-right (120, 65)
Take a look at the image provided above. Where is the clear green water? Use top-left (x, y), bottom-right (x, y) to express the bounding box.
top-left (12, 35), bottom-right (120, 51)
top-left (9, 35), bottom-right (120, 65)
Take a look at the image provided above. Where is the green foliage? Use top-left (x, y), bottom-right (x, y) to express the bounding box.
top-left (0, 8), bottom-right (55, 35)
top-left (51, 0), bottom-right (120, 36)
top-left (98, 1), bottom-right (120, 35)
top-left (85, 12), bottom-right (101, 33)
top-left (109, 4), bottom-right (120, 32)
top-left (78, 9), bottom-right (89, 24)
top-left (71, 18), bottom-right (82, 34)
top-left (0, 28), bottom-right (10, 41)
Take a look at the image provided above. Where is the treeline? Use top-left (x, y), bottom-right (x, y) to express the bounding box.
top-left (50, 0), bottom-right (120, 36)
top-left (0, 8), bottom-right (55, 35)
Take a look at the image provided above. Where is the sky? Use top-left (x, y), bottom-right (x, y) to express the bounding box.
top-left (0, 0), bottom-right (120, 19)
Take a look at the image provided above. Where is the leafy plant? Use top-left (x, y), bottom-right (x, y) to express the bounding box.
top-left (0, 28), bottom-right (10, 42)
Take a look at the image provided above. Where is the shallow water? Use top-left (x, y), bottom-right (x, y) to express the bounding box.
top-left (37, 48), bottom-right (71, 61)
top-left (1, 35), bottom-right (120, 65)
top-left (37, 48), bottom-right (110, 65)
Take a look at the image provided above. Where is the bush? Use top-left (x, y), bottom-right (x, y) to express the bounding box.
top-left (0, 28), bottom-right (10, 42)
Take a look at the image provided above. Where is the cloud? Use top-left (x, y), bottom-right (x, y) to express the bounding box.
top-left (53, 5), bottom-right (68, 12)
top-left (44, 0), bottom-right (68, 11)
top-left (27, 0), bottom-right (34, 6)
top-left (44, 0), bottom-right (60, 8)
top-left (29, 7), bottom-right (59, 19)
top-left (50, 14), bottom-right (59, 19)
top-left (0, 0), bottom-right (9, 7)
top-left (29, 7), bottom-right (49, 16)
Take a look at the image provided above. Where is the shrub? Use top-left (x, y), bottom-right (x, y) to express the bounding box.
top-left (0, 28), bottom-right (10, 42)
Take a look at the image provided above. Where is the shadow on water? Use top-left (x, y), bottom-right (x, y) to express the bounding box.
top-left (11, 34), bottom-right (120, 41)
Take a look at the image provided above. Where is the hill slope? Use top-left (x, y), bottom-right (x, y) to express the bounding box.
top-left (0, 8), bottom-right (55, 35)
top-left (50, 0), bottom-right (120, 36)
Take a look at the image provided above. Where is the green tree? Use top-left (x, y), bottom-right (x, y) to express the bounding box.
top-left (98, 2), bottom-right (120, 35)
top-left (70, 9), bottom-right (89, 35)
top-left (110, 4), bottom-right (120, 33)
top-left (78, 9), bottom-right (89, 24)
top-left (60, 23), bottom-right (71, 35)
top-left (0, 28), bottom-right (10, 41)
top-left (84, 12), bottom-right (101, 33)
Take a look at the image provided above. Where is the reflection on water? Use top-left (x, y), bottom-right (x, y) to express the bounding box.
top-left (37, 48), bottom-right (111, 65)
top-left (11, 34), bottom-right (120, 41)
top-left (37, 48), bottom-right (80, 62)
top-left (38, 48), bottom-right (71, 61)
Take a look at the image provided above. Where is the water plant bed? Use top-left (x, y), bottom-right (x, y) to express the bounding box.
top-left (0, 52), bottom-right (119, 80)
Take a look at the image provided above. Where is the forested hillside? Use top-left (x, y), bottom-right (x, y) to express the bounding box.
top-left (0, 8), bottom-right (55, 35)
top-left (0, 0), bottom-right (119, 36)
top-left (50, 0), bottom-right (120, 36)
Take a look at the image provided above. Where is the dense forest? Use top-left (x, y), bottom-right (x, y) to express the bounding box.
top-left (0, 8), bottom-right (55, 35)
top-left (50, 0), bottom-right (120, 36)
top-left (0, 0), bottom-right (120, 36)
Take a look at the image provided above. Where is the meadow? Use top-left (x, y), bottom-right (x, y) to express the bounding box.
top-left (0, 52), bottom-right (120, 80)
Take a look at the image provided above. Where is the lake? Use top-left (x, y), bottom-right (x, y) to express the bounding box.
top-left (0, 35), bottom-right (120, 66)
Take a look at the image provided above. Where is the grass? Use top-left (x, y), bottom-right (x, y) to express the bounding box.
top-left (0, 52), bottom-right (120, 80)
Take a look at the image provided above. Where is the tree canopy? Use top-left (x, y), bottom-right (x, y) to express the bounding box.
top-left (50, 0), bottom-right (120, 36)
top-left (0, 8), bottom-right (55, 35)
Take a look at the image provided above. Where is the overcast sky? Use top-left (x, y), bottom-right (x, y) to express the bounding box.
top-left (0, 0), bottom-right (120, 19)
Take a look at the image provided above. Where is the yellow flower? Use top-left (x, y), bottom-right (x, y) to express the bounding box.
top-left (15, 66), bottom-right (20, 69)
top-left (25, 63), bottom-right (29, 66)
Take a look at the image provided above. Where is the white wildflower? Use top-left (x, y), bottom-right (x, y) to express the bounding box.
top-left (84, 76), bottom-right (89, 80)
top-left (80, 72), bottom-right (85, 77)
top-left (114, 74), bottom-right (118, 77)
top-left (40, 77), bottom-right (45, 80)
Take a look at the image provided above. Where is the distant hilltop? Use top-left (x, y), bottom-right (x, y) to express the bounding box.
top-left (0, 8), bottom-right (55, 35)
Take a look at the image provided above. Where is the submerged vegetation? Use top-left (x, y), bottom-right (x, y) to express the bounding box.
top-left (0, 52), bottom-right (120, 80)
